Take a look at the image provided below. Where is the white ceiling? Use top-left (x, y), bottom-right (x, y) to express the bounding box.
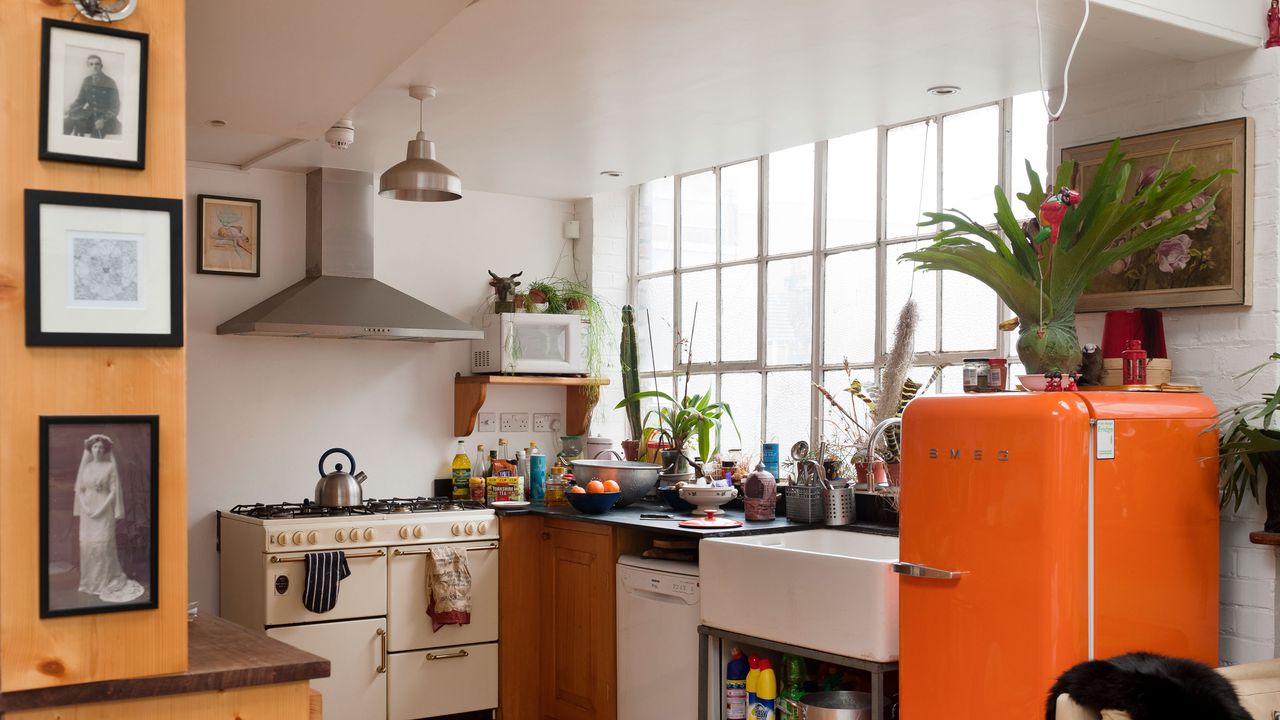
top-left (186, 0), bottom-right (1259, 201)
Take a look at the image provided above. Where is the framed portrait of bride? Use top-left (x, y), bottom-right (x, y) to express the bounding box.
top-left (39, 415), bottom-right (158, 618)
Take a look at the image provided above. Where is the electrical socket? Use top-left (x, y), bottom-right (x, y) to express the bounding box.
top-left (500, 412), bottom-right (530, 432)
top-left (533, 413), bottom-right (562, 433)
top-left (476, 413), bottom-right (497, 432)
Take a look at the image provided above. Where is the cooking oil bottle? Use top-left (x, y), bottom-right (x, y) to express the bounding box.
top-left (450, 440), bottom-right (471, 500)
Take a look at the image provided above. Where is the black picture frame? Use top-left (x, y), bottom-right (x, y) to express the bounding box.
top-left (39, 18), bottom-right (149, 169)
top-left (40, 415), bottom-right (160, 619)
top-left (196, 194), bottom-right (262, 277)
top-left (25, 189), bottom-right (183, 347)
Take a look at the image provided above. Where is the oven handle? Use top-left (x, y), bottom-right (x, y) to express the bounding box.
top-left (269, 549), bottom-right (386, 563)
top-left (376, 628), bottom-right (387, 674)
top-left (426, 649), bottom-right (470, 661)
top-left (392, 543), bottom-right (498, 557)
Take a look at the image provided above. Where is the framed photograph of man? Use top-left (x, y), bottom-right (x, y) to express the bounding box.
top-left (40, 19), bottom-right (148, 169)
top-left (197, 195), bottom-right (261, 276)
top-left (40, 415), bottom-right (159, 618)
top-left (25, 189), bottom-right (183, 347)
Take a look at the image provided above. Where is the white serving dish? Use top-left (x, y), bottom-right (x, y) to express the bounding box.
top-left (677, 484), bottom-right (736, 516)
top-left (700, 530), bottom-right (900, 661)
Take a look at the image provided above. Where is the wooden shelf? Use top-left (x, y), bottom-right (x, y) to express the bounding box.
top-left (1250, 531), bottom-right (1280, 546)
top-left (454, 373), bottom-right (610, 437)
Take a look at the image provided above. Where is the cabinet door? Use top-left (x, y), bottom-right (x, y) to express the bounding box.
top-left (268, 617), bottom-right (386, 720)
top-left (540, 520), bottom-right (615, 720)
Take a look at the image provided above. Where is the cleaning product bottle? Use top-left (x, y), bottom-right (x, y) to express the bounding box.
top-left (745, 655), bottom-right (761, 708)
top-left (529, 441), bottom-right (547, 503)
top-left (450, 440), bottom-right (470, 500)
top-left (749, 658), bottom-right (777, 720)
top-left (725, 648), bottom-right (749, 720)
top-left (779, 655), bottom-right (806, 720)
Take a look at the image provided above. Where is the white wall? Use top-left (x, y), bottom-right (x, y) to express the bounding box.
top-left (1053, 48), bottom-right (1280, 664)
top-left (579, 190), bottom-right (633, 443)
top-left (186, 164), bottom-right (574, 614)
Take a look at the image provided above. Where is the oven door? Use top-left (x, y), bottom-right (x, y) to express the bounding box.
top-left (264, 548), bottom-right (387, 626)
top-left (503, 313), bottom-right (588, 374)
top-left (387, 540), bottom-right (498, 651)
top-left (269, 617), bottom-right (387, 720)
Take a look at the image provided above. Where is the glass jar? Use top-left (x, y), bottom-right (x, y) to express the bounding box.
top-left (963, 358), bottom-right (991, 393)
top-left (544, 476), bottom-right (568, 506)
top-left (987, 358), bottom-right (1008, 392)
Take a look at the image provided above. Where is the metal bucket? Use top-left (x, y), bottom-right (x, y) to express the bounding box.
top-left (783, 691), bottom-right (874, 719)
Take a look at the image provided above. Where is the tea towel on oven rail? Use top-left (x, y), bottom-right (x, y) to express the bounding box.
top-left (427, 547), bottom-right (472, 631)
top-left (302, 550), bottom-right (350, 614)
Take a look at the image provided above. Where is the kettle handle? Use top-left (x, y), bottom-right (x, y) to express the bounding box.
top-left (319, 447), bottom-right (356, 477)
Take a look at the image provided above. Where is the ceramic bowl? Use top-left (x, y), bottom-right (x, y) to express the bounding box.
top-left (657, 485), bottom-right (697, 513)
top-left (1018, 374), bottom-right (1048, 392)
top-left (565, 490), bottom-right (621, 515)
top-left (677, 484), bottom-right (737, 516)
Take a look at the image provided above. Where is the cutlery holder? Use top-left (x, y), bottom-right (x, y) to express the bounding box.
top-left (784, 485), bottom-right (823, 524)
top-left (823, 486), bottom-right (854, 526)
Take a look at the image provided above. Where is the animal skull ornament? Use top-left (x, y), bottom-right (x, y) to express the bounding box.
top-left (487, 270), bottom-right (522, 303)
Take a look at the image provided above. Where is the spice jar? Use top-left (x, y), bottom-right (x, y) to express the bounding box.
top-left (963, 358), bottom-right (991, 393)
top-left (987, 358), bottom-right (1008, 392)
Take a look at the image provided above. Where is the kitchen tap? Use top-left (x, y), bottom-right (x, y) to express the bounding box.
top-left (865, 417), bottom-right (902, 492)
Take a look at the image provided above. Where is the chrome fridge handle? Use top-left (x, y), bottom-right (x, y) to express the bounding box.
top-left (893, 562), bottom-right (965, 580)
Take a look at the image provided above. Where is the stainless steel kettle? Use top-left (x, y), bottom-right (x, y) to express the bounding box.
top-left (314, 448), bottom-right (367, 507)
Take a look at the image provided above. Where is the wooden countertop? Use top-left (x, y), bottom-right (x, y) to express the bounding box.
top-left (0, 613), bottom-right (329, 712)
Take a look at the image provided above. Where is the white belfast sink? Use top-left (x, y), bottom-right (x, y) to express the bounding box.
top-left (699, 530), bottom-right (900, 662)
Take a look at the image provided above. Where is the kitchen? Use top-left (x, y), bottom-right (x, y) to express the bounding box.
top-left (3, 1), bottom-right (1280, 719)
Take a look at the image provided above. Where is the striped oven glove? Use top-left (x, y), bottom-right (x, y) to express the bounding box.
top-left (302, 550), bottom-right (351, 614)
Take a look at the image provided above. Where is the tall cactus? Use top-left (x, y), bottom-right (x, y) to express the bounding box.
top-left (620, 305), bottom-right (641, 441)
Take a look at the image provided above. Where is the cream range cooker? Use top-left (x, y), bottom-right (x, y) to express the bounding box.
top-left (217, 498), bottom-right (499, 720)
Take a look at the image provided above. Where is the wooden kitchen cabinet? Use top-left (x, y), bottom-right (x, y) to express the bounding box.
top-left (497, 515), bottom-right (618, 720)
top-left (540, 518), bottom-right (617, 720)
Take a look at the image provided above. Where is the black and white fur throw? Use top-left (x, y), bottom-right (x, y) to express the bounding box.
top-left (1046, 652), bottom-right (1251, 720)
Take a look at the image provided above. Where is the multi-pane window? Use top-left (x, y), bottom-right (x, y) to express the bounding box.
top-left (632, 93), bottom-right (1048, 454)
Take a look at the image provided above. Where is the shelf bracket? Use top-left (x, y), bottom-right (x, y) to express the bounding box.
top-left (454, 381), bottom-right (488, 436)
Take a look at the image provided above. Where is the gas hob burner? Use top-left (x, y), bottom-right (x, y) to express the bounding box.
top-left (229, 501), bottom-right (374, 519)
top-left (364, 497), bottom-right (489, 514)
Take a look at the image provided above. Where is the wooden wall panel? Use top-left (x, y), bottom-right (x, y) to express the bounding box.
top-left (0, 0), bottom-right (187, 691)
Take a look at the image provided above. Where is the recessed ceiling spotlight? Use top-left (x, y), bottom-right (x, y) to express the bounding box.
top-left (208, 119), bottom-right (227, 128)
top-left (600, 170), bottom-right (622, 178)
top-left (927, 85), bottom-right (961, 96)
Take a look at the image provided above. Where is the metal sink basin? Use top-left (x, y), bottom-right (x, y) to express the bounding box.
top-left (699, 530), bottom-right (900, 661)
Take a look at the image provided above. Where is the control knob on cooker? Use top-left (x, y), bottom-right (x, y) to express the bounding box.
top-left (349, 529), bottom-right (361, 544)
top-left (276, 532), bottom-right (289, 546)
top-left (292, 531), bottom-right (303, 545)
top-left (477, 522), bottom-right (488, 535)
top-left (307, 531), bottom-right (318, 545)
top-left (335, 529), bottom-right (346, 542)
top-left (399, 526), bottom-right (410, 540)
top-left (451, 523), bottom-right (461, 537)
top-left (413, 526), bottom-right (424, 539)
top-left (363, 528), bottom-right (375, 541)
top-left (464, 523), bottom-right (475, 536)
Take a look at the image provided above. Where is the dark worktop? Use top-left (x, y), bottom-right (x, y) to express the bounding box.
top-left (495, 500), bottom-right (899, 538)
top-left (0, 613), bottom-right (329, 712)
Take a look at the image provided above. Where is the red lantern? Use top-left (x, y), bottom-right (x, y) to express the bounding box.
top-left (1121, 339), bottom-right (1148, 385)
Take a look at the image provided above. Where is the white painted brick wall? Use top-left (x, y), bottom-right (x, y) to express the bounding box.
top-left (1054, 48), bottom-right (1280, 664)
top-left (580, 190), bottom-right (632, 445)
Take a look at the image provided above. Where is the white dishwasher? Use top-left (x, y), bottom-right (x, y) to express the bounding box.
top-left (616, 555), bottom-right (701, 720)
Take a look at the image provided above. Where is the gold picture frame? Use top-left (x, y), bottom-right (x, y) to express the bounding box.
top-left (1063, 117), bottom-right (1252, 312)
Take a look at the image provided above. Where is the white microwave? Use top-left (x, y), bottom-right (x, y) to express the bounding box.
top-left (471, 313), bottom-right (589, 375)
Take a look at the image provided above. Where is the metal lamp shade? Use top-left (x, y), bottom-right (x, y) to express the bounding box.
top-left (378, 132), bottom-right (462, 202)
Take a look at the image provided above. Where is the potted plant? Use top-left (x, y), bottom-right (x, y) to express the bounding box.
top-left (526, 280), bottom-right (558, 313)
top-left (903, 141), bottom-right (1227, 374)
top-left (1218, 353), bottom-right (1280, 532)
top-left (619, 305), bottom-right (643, 460)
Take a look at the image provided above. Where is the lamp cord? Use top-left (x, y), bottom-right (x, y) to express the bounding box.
top-left (1035, 0), bottom-right (1091, 121)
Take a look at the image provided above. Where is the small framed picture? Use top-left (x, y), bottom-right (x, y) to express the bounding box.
top-left (25, 189), bottom-right (183, 347)
top-left (197, 195), bottom-right (261, 276)
top-left (39, 18), bottom-right (148, 169)
top-left (40, 415), bottom-right (159, 618)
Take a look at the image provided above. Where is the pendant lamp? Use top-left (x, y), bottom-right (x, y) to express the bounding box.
top-left (378, 85), bottom-right (462, 202)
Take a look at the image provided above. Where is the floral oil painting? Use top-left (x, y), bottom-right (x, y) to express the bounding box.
top-left (1065, 118), bottom-right (1251, 311)
top-left (40, 416), bottom-right (158, 618)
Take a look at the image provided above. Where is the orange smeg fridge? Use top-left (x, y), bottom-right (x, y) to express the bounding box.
top-left (897, 392), bottom-right (1219, 719)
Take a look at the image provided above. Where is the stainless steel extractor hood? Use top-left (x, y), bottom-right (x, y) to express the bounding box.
top-left (216, 168), bottom-right (482, 342)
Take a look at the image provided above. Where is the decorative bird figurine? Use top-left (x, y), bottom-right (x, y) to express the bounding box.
top-left (1038, 186), bottom-right (1082, 247)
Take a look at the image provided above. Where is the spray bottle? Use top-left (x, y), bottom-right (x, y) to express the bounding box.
top-left (725, 648), bottom-right (749, 720)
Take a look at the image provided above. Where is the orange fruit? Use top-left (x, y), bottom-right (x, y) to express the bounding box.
top-left (586, 480), bottom-right (605, 494)
top-left (602, 479), bottom-right (621, 493)
top-left (569, 485), bottom-right (586, 494)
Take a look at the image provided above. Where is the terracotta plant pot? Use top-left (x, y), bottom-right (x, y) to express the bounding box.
top-left (856, 461), bottom-right (890, 490)
top-left (885, 462), bottom-right (902, 487)
top-left (514, 293), bottom-right (527, 311)
top-left (565, 297), bottom-right (587, 313)
top-left (621, 439), bottom-right (640, 462)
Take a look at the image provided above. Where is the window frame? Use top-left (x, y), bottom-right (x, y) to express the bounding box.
top-left (630, 96), bottom-right (1040, 449)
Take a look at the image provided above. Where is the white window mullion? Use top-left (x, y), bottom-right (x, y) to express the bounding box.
top-left (672, 174), bottom-right (684, 371)
top-left (810, 140), bottom-right (827, 446)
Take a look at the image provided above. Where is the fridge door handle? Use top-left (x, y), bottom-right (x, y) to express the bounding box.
top-left (893, 561), bottom-right (965, 580)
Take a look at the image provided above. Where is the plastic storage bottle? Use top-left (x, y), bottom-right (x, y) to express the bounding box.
top-left (745, 655), bottom-right (761, 708)
top-left (529, 441), bottom-right (547, 502)
top-left (725, 648), bottom-right (749, 720)
top-left (779, 655), bottom-right (806, 720)
top-left (450, 440), bottom-right (470, 500)
top-left (749, 659), bottom-right (777, 720)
